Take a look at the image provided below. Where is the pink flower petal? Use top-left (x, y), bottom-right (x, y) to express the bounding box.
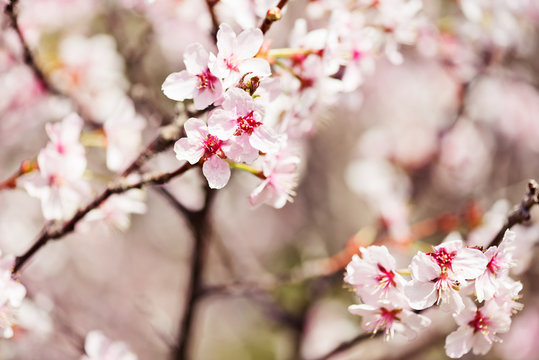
top-left (202, 155), bottom-right (230, 189)
top-left (236, 28), bottom-right (264, 59)
top-left (183, 43), bottom-right (209, 75)
top-left (208, 109), bottom-right (236, 140)
top-left (162, 71), bottom-right (197, 101)
top-left (174, 138), bottom-right (204, 164)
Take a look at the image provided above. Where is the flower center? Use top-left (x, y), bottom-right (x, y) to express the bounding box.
top-left (468, 310), bottom-right (490, 334)
top-left (197, 69), bottom-right (217, 90)
top-left (225, 57), bottom-right (239, 72)
top-left (374, 307), bottom-right (402, 335)
top-left (375, 264), bottom-right (397, 290)
top-left (203, 134), bottom-right (224, 158)
top-left (487, 255), bottom-right (501, 274)
top-left (234, 111), bottom-right (262, 136)
top-left (427, 247), bottom-right (457, 271)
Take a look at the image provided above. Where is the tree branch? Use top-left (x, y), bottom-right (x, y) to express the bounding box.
top-left (165, 186), bottom-right (215, 360)
top-left (259, 0), bottom-right (289, 35)
top-left (12, 163), bottom-right (195, 274)
top-left (489, 179), bottom-right (539, 248)
top-left (205, 0), bottom-right (220, 39)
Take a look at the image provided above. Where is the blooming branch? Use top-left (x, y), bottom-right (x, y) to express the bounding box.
top-left (12, 162), bottom-right (194, 274)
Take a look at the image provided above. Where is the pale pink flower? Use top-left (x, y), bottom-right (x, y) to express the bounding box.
top-left (162, 43), bottom-right (223, 110)
top-left (174, 118), bottom-right (231, 189)
top-left (209, 24), bottom-right (271, 86)
top-left (208, 88), bottom-right (279, 154)
top-left (104, 97), bottom-right (146, 172)
top-left (249, 151), bottom-right (300, 209)
top-left (85, 189), bottom-right (147, 231)
top-left (0, 252), bottom-right (26, 338)
top-left (22, 114), bottom-right (90, 220)
top-left (344, 245), bottom-right (407, 303)
top-left (349, 300), bottom-right (431, 340)
top-left (445, 299), bottom-right (511, 358)
top-left (474, 230), bottom-right (516, 302)
top-left (81, 330), bottom-right (137, 360)
top-left (405, 237), bottom-right (488, 313)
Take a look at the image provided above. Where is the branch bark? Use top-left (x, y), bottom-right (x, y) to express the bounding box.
top-left (259, 0), bottom-right (289, 35)
top-left (12, 163), bottom-right (194, 274)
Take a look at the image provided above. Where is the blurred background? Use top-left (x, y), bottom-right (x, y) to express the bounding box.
top-left (1, 0), bottom-right (539, 359)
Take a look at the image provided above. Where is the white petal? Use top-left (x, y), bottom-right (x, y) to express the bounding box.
top-left (184, 118), bottom-right (208, 140)
top-left (409, 252), bottom-right (440, 282)
top-left (174, 138), bottom-right (204, 164)
top-left (183, 43), bottom-right (209, 74)
top-left (236, 28), bottom-right (264, 59)
top-left (216, 23), bottom-right (236, 58)
top-left (162, 71), bottom-right (197, 101)
top-left (250, 126), bottom-right (279, 154)
top-left (208, 109), bottom-right (236, 140)
top-left (238, 58), bottom-right (272, 78)
top-left (445, 326), bottom-right (474, 358)
top-left (405, 280), bottom-right (437, 310)
top-left (453, 248), bottom-right (487, 279)
top-left (202, 156), bottom-right (230, 189)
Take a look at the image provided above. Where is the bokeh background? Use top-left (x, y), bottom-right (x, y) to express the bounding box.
top-left (1, 0), bottom-right (539, 359)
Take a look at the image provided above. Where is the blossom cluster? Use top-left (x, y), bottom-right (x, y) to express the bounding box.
top-left (345, 230), bottom-right (521, 358)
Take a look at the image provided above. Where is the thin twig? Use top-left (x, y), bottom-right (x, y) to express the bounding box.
top-left (5, 0), bottom-right (58, 95)
top-left (310, 332), bottom-right (374, 360)
top-left (259, 0), bottom-right (289, 35)
top-left (12, 163), bottom-right (195, 274)
top-left (205, 0), bottom-right (220, 39)
top-left (488, 179), bottom-right (539, 247)
top-left (169, 187), bottom-right (215, 360)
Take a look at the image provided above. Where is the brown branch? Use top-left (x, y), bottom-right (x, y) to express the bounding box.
top-left (5, 0), bottom-right (59, 95)
top-left (310, 332), bottom-right (374, 360)
top-left (170, 187), bottom-right (215, 360)
top-left (205, 0), bottom-right (220, 39)
top-left (489, 179), bottom-right (539, 248)
top-left (12, 163), bottom-right (195, 274)
top-left (259, 0), bottom-right (289, 35)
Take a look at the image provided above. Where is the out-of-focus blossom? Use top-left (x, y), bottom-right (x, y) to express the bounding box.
top-left (85, 189), bottom-right (147, 231)
top-left (21, 113), bottom-right (90, 220)
top-left (249, 149), bottom-right (300, 209)
top-left (0, 252), bottom-right (26, 339)
top-left (81, 330), bottom-right (137, 360)
top-left (104, 97), bottom-right (146, 172)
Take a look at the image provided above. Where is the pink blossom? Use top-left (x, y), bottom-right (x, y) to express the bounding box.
top-left (208, 87), bottom-right (279, 155)
top-left (474, 230), bottom-right (516, 302)
top-left (445, 299), bottom-right (511, 358)
top-left (209, 24), bottom-right (271, 86)
top-left (0, 252), bottom-right (26, 338)
top-left (162, 43), bottom-right (224, 110)
top-left (81, 330), bottom-right (137, 360)
top-left (85, 189), bottom-right (147, 231)
top-left (174, 118), bottom-right (231, 189)
top-left (249, 151), bottom-right (300, 209)
top-left (104, 97), bottom-right (146, 172)
top-left (405, 237), bottom-right (488, 313)
top-left (344, 245), bottom-right (407, 303)
top-left (21, 114), bottom-right (90, 220)
top-left (348, 300), bottom-right (431, 340)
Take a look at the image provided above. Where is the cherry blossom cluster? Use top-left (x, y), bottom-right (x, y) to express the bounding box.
top-left (19, 112), bottom-right (146, 228)
top-left (162, 23), bottom-right (300, 208)
top-left (345, 230), bottom-right (522, 358)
